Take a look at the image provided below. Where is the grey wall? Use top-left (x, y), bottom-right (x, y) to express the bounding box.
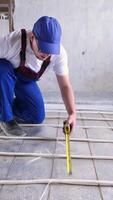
top-left (2, 0), bottom-right (113, 102)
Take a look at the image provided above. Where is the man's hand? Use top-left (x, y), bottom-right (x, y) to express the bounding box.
top-left (63, 113), bottom-right (76, 134)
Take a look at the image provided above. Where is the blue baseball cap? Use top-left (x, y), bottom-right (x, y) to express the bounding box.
top-left (32, 16), bottom-right (62, 55)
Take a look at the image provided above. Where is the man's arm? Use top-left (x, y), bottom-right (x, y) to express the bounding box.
top-left (56, 74), bottom-right (76, 133)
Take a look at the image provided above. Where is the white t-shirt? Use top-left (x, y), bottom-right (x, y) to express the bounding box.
top-left (0, 30), bottom-right (69, 76)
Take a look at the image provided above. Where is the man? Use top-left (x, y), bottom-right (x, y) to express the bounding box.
top-left (0, 16), bottom-right (76, 136)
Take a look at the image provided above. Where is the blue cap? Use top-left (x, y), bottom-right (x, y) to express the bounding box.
top-left (32, 16), bottom-right (62, 55)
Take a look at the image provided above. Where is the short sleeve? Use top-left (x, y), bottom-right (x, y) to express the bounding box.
top-left (0, 31), bottom-right (21, 67)
top-left (52, 45), bottom-right (69, 76)
top-left (0, 35), bottom-right (10, 58)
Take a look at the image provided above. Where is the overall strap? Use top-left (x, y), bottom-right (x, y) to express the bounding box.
top-left (18, 29), bottom-right (51, 80)
top-left (37, 56), bottom-right (51, 79)
top-left (20, 29), bottom-right (27, 66)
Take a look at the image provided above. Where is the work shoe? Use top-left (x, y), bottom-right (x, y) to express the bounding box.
top-left (0, 119), bottom-right (27, 136)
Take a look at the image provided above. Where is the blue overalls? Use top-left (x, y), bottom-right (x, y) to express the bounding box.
top-left (0, 29), bottom-right (50, 123)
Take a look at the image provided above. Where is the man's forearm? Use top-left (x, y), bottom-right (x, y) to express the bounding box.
top-left (60, 84), bottom-right (76, 116)
top-left (56, 75), bottom-right (76, 131)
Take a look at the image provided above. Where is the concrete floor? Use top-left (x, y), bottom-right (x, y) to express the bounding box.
top-left (0, 104), bottom-right (113, 200)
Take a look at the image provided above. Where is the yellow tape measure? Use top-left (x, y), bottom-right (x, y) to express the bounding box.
top-left (64, 123), bottom-right (72, 175)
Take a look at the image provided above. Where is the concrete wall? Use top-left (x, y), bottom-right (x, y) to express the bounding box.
top-left (2, 0), bottom-right (113, 102)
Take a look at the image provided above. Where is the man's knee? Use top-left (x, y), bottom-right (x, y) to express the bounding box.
top-left (33, 111), bottom-right (45, 124)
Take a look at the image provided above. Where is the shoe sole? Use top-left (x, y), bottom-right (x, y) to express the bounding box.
top-left (0, 123), bottom-right (27, 137)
